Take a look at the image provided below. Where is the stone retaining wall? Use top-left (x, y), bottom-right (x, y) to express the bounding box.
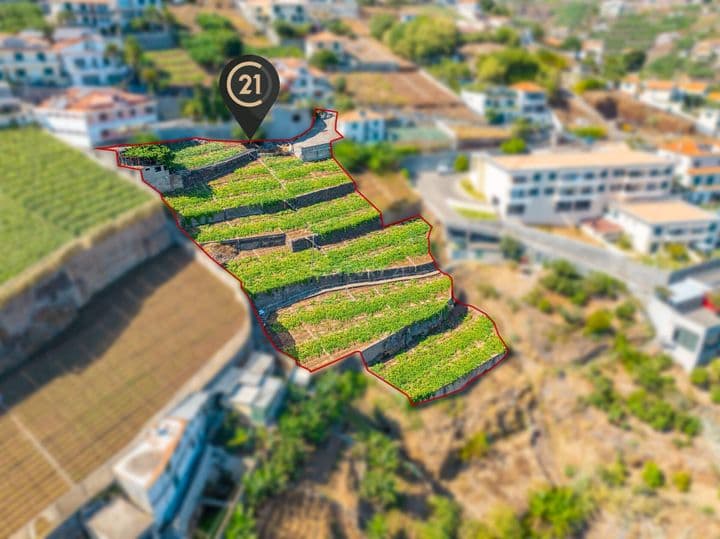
top-left (210, 232), bottom-right (287, 252)
top-left (187, 182), bottom-right (355, 227)
top-left (363, 302), bottom-right (453, 366)
top-left (0, 205), bottom-right (172, 375)
top-left (254, 261), bottom-right (437, 310)
top-left (290, 216), bottom-right (382, 251)
top-left (179, 149), bottom-right (258, 188)
top-left (425, 350), bottom-right (507, 401)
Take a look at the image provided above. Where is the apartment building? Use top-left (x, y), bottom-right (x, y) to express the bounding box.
top-left (338, 109), bottom-right (386, 143)
top-left (474, 145), bottom-right (675, 225)
top-left (648, 278), bottom-right (720, 371)
top-left (275, 57), bottom-right (333, 104)
top-left (607, 199), bottom-right (719, 254)
top-left (49, 0), bottom-right (163, 32)
top-left (54, 32), bottom-right (127, 86)
top-left (461, 81), bottom-right (552, 127)
top-left (659, 138), bottom-right (720, 205)
top-left (238, 0), bottom-right (357, 27)
top-left (0, 32), bottom-right (64, 86)
top-left (34, 87), bottom-right (157, 148)
top-left (113, 393), bottom-right (213, 532)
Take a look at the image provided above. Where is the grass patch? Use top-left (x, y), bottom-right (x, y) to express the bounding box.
top-left (144, 48), bottom-right (209, 87)
top-left (453, 206), bottom-right (496, 221)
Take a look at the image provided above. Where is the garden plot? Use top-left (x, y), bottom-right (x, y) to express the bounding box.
top-left (370, 309), bottom-right (506, 403)
top-left (226, 218), bottom-right (433, 297)
top-left (165, 156), bottom-right (351, 223)
top-left (0, 127), bottom-right (149, 284)
top-left (269, 274), bottom-right (452, 369)
top-left (193, 192), bottom-right (379, 245)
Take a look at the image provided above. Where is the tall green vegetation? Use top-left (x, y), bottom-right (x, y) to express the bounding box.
top-left (0, 1), bottom-right (46, 32)
top-left (182, 14), bottom-right (242, 70)
top-left (333, 140), bottom-right (417, 173)
top-left (227, 371), bottom-right (366, 533)
top-left (382, 15), bottom-right (460, 64)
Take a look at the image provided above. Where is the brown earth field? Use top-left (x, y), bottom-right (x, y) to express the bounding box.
top-left (256, 261), bottom-right (720, 538)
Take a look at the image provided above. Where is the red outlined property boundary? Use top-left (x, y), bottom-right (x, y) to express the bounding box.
top-left (99, 108), bottom-right (510, 406)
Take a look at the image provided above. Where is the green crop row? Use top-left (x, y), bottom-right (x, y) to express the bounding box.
top-left (193, 193), bottom-right (377, 242)
top-left (171, 142), bottom-right (244, 170)
top-left (226, 219), bottom-right (430, 296)
top-left (291, 299), bottom-right (452, 361)
top-left (165, 173), bottom-right (349, 221)
top-left (0, 127), bottom-right (150, 283)
top-left (274, 275), bottom-right (451, 330)
top-left (370, 313), bottom-right (506, 402)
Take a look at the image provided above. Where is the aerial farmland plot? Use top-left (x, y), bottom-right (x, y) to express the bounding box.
top-left (107, 111), bottom-right (508, 403)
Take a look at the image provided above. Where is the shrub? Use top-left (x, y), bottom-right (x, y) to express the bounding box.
top-left (454, 153), bottom-right (470, 172)
top-left (665, 242), bottom-right (689, 262)
top-left (309, 49), bottom-right (339, 70)
top-left (525, 486), bottom-right (593, 539)
top-left (599, 455), bottom-right (628, 487)
top-left (641, 461), bottom-right (665, 489)
top-left (573, 78), bottom-right (606, 93)
top-left (690, 367), bottom-right (710, 389)
top-left (615, 300), bottom-right (636, 322)
top-left (583, 272), bottom-right (625, 299)
top-left (500, 235), bottom-right (524, 261)
top-left (626, 390), bottom-right (675, 431)
top-left (538, 297), bottom-right (554, 314)
top-left (501, 137), bottom-right (527, 154)
top-left (675, 414), bottom-right (702, 437)
top-left (460, 431), bottom-right (491, 461)
top-left (711, 386), bottom-right (720, 404)
top-left (584, 310), bottom-right (613, 337)
top-left (672, 471), bottom-right (692, 493)
top-left (571, 125), bottom-right (607, 140)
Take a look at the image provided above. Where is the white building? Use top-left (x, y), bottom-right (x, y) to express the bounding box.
top-left (34, 87), bottom-right (158, 148)
top-left (692, 38), bottom-right (720, 64)
top-left (659, 138), bottom-right (720, 205)
top-left (607, 199), bottom-right (719, 254)
top-left (648, 278), bottom-right (720, 371)
top-left (461, 81), bottom-right (552, 127)
top-left (54, 32), bottom-right (127, 86)
top-left (275, 57), bottom-right (333, 104)
top-left (0, 82), bottom-right (31, 127)
top-left (338, 109), bottom-right (386, 143)
top-left (474, 145), bottom-right (675, 225)
top-left (220, 352), bottom-right (286, 425)
top-left (696, 108), bottom-right (720, 137)
top-left (113, 393), bottom-right (212, 530)
top-left (239, 0), bottom-right (357, 27)
top-left (305, 32), bottom-right (402, 71)
top-left (0, 32), bottom-right (64, 86)
top-left (49, 0), bottom-right (163, 32)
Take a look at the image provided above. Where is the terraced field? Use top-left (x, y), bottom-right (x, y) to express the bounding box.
top-left (110, 116), bottom-right (507, 403)
top-left (0, 127), bottom-right (150, 284)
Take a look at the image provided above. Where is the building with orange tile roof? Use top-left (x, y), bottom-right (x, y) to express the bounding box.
top-left (475, 144), bottom-right (674, 225)
top-left (34, 87), bottom-right (157, 148)
top-left (337, 108), bottom-right (387, 142)
top-left (659, 138), bottom-right (720, 205)
top-left (274, 57), bottom-right (333, 103)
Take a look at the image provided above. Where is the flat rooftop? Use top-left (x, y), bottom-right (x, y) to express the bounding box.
top-left (0, 247), bottom-right (247, 537)
top-left (489, 145), bottom-right (672, 171)
top-left (616, 199), bottom-right (717, 224)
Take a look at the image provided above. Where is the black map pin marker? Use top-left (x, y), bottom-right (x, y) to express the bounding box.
top-left (219, 55), bottom-right (280, 139)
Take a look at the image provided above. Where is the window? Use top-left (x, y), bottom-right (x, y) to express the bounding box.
top-left (37, 52), bottom-right (46, 61)
top-left (654, 226), bottom-right (663, 236)
top-left (548, 172), bottom-right (557, 181)
top-left (510, 188), bottom-right (524, 199)
top-left (673, 326), bottom-right (699, 352)
top-left (145, 106), bottom-right (154, 114)
top-left (610, 184), bottom-right (623, 192)
top-left (43, 67), bottom-right (53, 75)
top-left (600, 170), bottom-right (608, 178)
top-left (533, 173), bottom-right (542, 182)
top-left (584, 172), bottom-right (595, 180)
top-left (529, 188), bottom-right (539, 197)
top-left (597, 185), bottom-right (606, 192)
top-left (561, 172), bottom-right (578, 181)
top-left (581, 186), bottom-right (593, 194)
top-left (647, 183), bottom-right (657, 191)
top-left (14, 52), bottom-right (23, 61)
top-left (574, 200), bottom-right (591, 211)
top-left (555, 201), bottom-right (572, 212)
top-left (99, 113), bottom-right (108, 121)
top-left (544, 187), bottom-right (555, 195)
top-left (507, 204), bottom-right (525, 215)
top-left (613, 169), bottom-right (626, 177)
top-left (512, 176), bottom-right (527, 184)
top-left (560, 187), bottom-right (575, 196)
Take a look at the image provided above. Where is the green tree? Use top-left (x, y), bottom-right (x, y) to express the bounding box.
top-left (499, 235), bottom-right (524, 261)
top-left (561, 35), bottom-right (582, 52)
top-left (615, 300), bottom-right (636, 322)
top-left (525, 486), bottom-right (593, 539)
top-left (366, 513), bottom-right (389, 539)
top-left (690, 367), bottom-right (710, 389)
top-left (641, 461), bottom-right (665, 489)
top-left (360, 469), bottom-right (398, 510)
top-left (419, 496), bottom-right (461, 539)
top-left (0, 2), bottom-right (46, 32)
top-left (369, 13), bottom-right (395, 40)
top-left (459, 431), bottom-right (490, 461)
top-left (501, 137), bottom-right (527, 155)
top-left (225, 504), bottom-right (257, 539)
top-left (454, 153), bottom-right (469, 172)
top-left (622, 49), bottom-right (646, 72)
top-left (309, 49), bottom-right (339, 70)
top-left (385, 15), bottom-right (459, 64)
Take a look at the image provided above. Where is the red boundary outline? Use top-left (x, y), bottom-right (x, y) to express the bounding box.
top-left (99, 108), bottom-right (510, 405)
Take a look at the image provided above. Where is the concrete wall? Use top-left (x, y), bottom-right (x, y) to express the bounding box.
top-left (0, 204), bottom-right (172, 375)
